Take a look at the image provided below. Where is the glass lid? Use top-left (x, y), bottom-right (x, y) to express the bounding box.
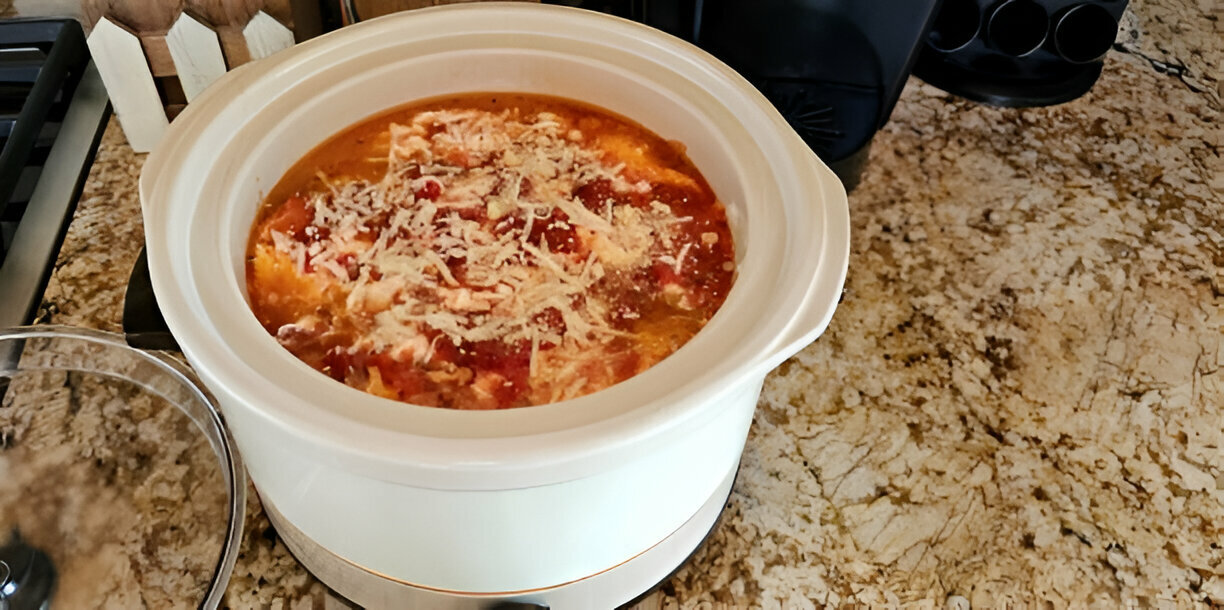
top-left (0, 326), bottom-right (245, 609)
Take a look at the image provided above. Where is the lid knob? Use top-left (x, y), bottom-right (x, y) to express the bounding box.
top-left (0, 530), bottom-right (56, 610)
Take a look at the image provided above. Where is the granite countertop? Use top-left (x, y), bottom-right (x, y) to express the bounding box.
top-left (29, 0), bottom-right (1222, 606)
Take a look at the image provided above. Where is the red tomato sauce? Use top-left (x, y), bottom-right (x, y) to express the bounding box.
top-left (246, 93), bottom-right (735, 409)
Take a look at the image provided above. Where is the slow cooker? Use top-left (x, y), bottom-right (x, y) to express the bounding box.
top-left (139, 4), bottom-right (850, 607)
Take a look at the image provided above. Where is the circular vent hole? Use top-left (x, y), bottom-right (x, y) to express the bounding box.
top-left (1054, 4), bottom-right (1118, 64)
top-left (987, 0), bottom-right (1049, 57)
top-left (928, 0), bottom-right (982, 53)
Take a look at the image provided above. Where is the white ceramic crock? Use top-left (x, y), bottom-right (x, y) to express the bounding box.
top-left (140, 3), bottom-right (848, 606)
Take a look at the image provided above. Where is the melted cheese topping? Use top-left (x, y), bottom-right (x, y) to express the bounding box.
top-left (247, 94), bottom-right (735, 409)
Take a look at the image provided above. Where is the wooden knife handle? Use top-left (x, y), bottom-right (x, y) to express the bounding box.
top-left (83, 0), bottom-right (295, 32)
top-left (184, 0), bottom-right (293, 28)
top-left (83, 0), bottom-right (185, 32)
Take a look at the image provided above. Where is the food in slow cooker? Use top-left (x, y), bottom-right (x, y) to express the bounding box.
top-left (246, 93), bottom-right (735, 409)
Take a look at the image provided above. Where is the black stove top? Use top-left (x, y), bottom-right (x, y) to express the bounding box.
top-left (0, 18), bottom-right (111, 328)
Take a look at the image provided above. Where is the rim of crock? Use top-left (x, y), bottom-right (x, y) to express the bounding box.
top-left (0, 325), bottom-right (246, 610)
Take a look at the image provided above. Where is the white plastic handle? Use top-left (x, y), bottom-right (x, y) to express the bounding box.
top-left (752, 139), bottom-right (851, 377)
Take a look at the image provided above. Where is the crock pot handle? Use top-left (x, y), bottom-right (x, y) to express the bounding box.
top-left (754, 143), bottom-right (851, 376)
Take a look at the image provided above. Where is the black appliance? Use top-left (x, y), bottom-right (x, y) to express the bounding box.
top-left (548, 0), bottom-right (1128, 189)
top-left (913, 0), bottom-right (1128, 107)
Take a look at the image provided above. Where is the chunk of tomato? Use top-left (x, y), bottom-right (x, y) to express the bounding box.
top-left (527, 209), bottom-right (580, 254)
top-left (463, 340), bottom-right (531, 406)
top-left (414, 180), bottom-right (442, 201)
top-left (263, 195), bottom-right (312, 240)
top-left (652, 261), bottom-right (681, 286)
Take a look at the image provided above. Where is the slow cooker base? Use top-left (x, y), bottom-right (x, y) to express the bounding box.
top-left (263, 462), bottom-right (739, 609)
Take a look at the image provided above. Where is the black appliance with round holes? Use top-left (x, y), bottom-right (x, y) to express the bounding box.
top-left (913, 0), bottom-right (1130, 108)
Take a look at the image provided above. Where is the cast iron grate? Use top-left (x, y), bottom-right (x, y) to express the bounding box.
top-left (0, 19), bottom-right (109, 328)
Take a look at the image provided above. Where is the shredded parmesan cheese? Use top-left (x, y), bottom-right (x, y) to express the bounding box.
top-left (275, 109), bottom-right (692, 355)
top-left (250, 98), bottom-right (735, 409)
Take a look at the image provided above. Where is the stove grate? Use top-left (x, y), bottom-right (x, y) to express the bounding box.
top-left (0, 19), bottom-right (110, 328)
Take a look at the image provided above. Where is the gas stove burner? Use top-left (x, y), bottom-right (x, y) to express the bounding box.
top-left (0, 19), bottom-right (111, 328)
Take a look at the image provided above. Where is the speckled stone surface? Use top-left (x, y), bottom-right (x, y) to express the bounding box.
top-left (32, 0), bottom-right (1221, 607)
top-left (36, 118), bottom-right (146, 331)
